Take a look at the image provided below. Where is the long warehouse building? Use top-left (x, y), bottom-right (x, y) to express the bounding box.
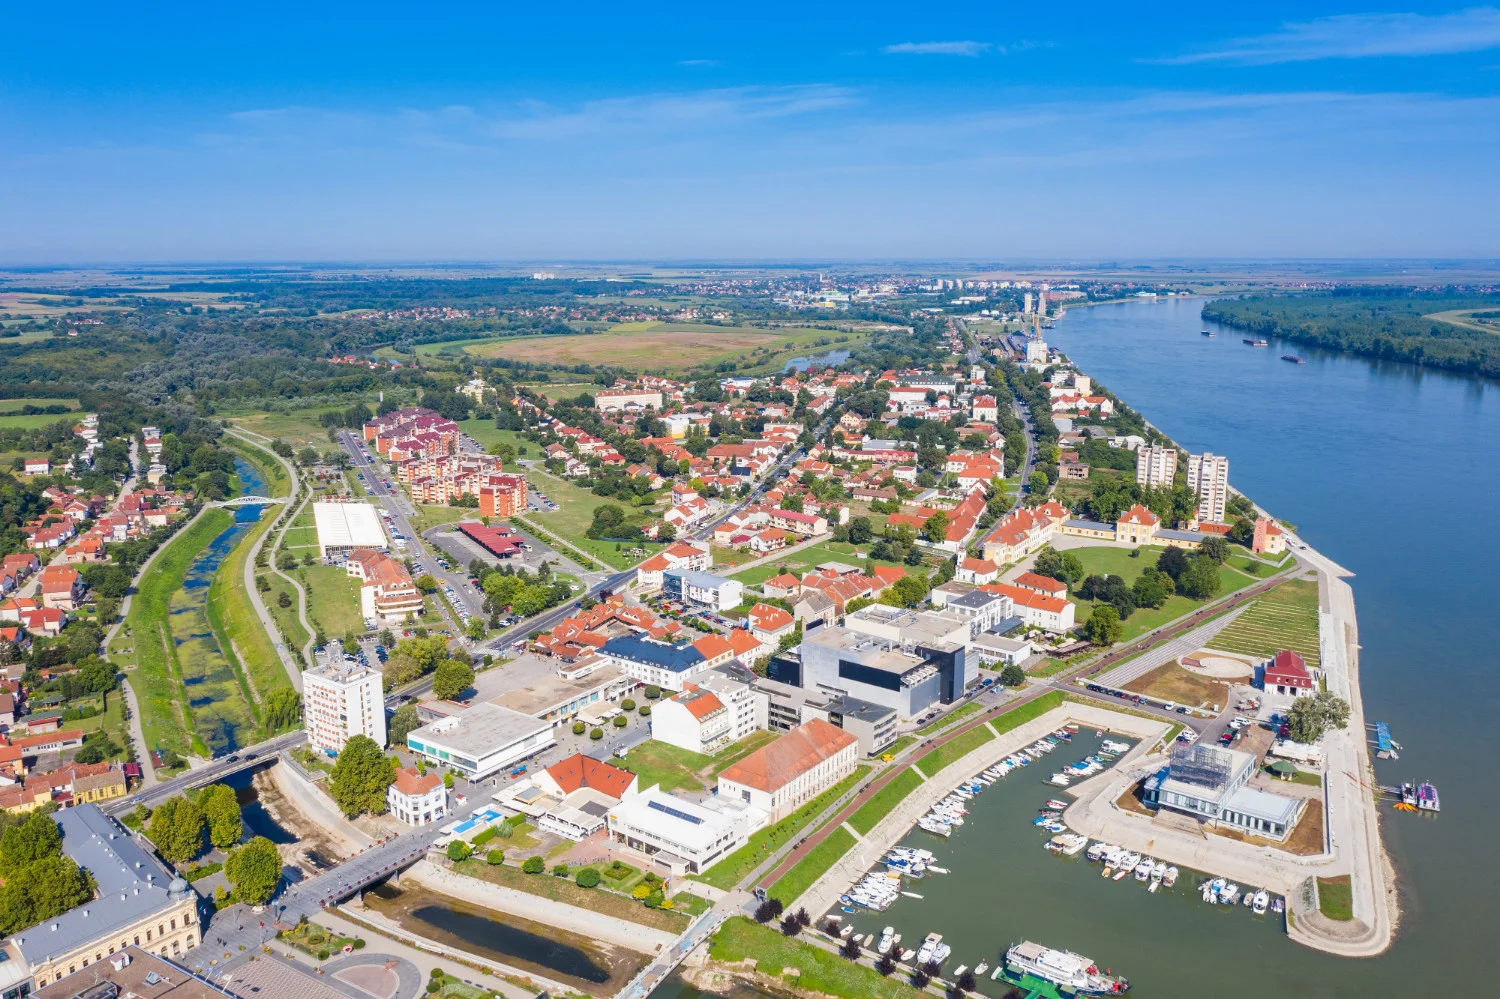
top-left (314, 501), bottom-right (388, 559)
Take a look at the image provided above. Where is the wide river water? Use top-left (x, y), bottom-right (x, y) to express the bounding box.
top-left (655, 296), bottom-right (1498, 999)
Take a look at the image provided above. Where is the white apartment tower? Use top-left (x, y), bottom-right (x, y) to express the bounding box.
top-left (303, 655), bottom-right (387, 754)
top-left (1187, 452), bottom-right (1231, 524)
top-left (1135, 445), bottom-right (1178, 489)
top-left (1023, 292), bottom-right (1034, 314)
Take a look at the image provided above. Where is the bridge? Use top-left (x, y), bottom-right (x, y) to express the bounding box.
top-left (214, 495), bottom-right (290, 507)
top-left (102, 730), bottom-right (306, 816)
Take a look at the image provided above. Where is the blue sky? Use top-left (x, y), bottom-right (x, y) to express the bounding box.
top-left (3, 2), bottom-right (1499, 262)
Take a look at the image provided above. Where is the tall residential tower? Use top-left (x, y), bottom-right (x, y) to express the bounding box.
top-left (1187, 452), bottom-right (1230, 524)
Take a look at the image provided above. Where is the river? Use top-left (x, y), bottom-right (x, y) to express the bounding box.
top-left (171, 457), bottom-right (266, 755)
top-left (656, 296), bottom-right (1500, 998)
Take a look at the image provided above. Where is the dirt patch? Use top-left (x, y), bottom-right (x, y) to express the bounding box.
top-left (1123, 659), bottom-right (1231, 708)
top-left (1182, 651), bottom-right (1255, 679)
top-left (1210, 798), bottom-right (1324, 856)
top-left (256, 768), bottom-right (360, 863)
top-left (1115, 780), bottom-right (1157, 816)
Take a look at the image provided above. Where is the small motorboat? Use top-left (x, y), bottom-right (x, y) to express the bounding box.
top-left (1045, 799), bottom-right (1069, 810)
top-left (1253, 889), bottom-right (1270, 914)
top-left (974, 961), bottom-right (989, 976)
top-left (1102, 866), bottom-right (1113, 878)
top-left (1150, 861), bottom-right (1167, 883)
top-left (1163, 866), bottom-right (1179, 887)
top-left (1147, 881), bottom-right (1159, 894)
top-left (1112, 867), bottom-right (1130, 881)
top-left (1272, 896), bottom-right (1286, 915)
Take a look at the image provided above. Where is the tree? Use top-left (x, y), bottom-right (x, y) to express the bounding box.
top-left (1000, 663), bottom-right (1026, 686)
top-left (1287, 691), bottom-right (1352, 743)
top-left (1032, 547), bottom-right (1084, 585)
top-left (1156, 546), bottom-right (1189, 581)
top-left (956, 969), bottom-right (978, 994)
top-left (329, 735), bottom-right (396, 818)
top-left (200, 784), bottom-right (243, 850)
top-left (414, 573), bottom-right (439, 593)
top-left (432, 659), bottom-right (475, 701)
top-left (1083, 605), bottom-right (1123, 646)
top-left (876, 953), bottom-right (897, 976)
top-left (754, 898), bottom-right (783, 923)
top-left (0, 853), bottom-right (93, 935)
top-left (379, 628), bottom-right (396, 647)
top-left (1131, 571), bottom-right (1170, 610)
top-left (841, 936), bottom-right (862, 959)
top-left (486, 849), bottom-right (505, 865)
top-left (446, 840), bottom-right (472, 862)
top-left (76, 655), bottom-right (117, 693)
top-left (589, 727), bottom-right (604, 740)
top-left (224, 836), bottom-right (282, 905)
top-left (572, 721), bottom-right (586, 735)
top-left (389, 702), bottom-right (421, 746)
top-left (0, 810), bottom-right (62, 877)
top-left (613, 714), bottom-right (627, 728)
top-left (465, 618), bottom-right (487, 642)
top-left (922, 511), bottom-right (950, 544)
top-left (1177, 556), bottom-right (1221, 600)
top-left (912, 969), bottom-right (932, 990)
top-left (1200, 535), bottom-right (1229, 563)
top-left (147, 796), bottom-right (206, 864)
top-left (575, 867), bottom-right (601, 888)
top-left (522, 855), bottom-right (545, 874)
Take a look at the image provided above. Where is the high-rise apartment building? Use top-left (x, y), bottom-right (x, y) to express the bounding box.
top-left (303, 654), bottom-right (387, 754)
top-left (1187, 452), bottom-right (1230, 524)
top-left (1135, 445), bottom-right (1177, 489)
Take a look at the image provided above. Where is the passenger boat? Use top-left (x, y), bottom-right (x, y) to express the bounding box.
top-left (1281, 354), bottom-right (1305, 363)
top-left (916, 933), bottom-right (950, 965)
top-left (1086, 842), bottom-right (1110, 862)
top-left (1001, 941), bottom-right (1130, 995)
top-left (1219, 882), bottom-right (1241, 905)
top-left (1201, 330), bottom-right (1215, 337)
top-left (1147, 880), bottom-right (1158, 893)
top-left (1401, 781), bottom-right (1441, 812)
top-left (1243, 338), bottom-right (1269, 346)
top-left (1133, 857), bottom-right (1154, 882)
top-left (1150, 861), bottom-right (1166, 883)
top-left (877, 927), bottom-right (895, 954)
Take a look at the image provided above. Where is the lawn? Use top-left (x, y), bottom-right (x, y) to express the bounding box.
top-left (707, 730), bottom-right (781, 775)
top-left (848, 768), bottom-right (924, 835)
top-left (992, 691), bottom-right (1064, 736)
top-left (209, 509), bottom-right (298, 710)
top-left (0, 411), bottom-right (82, 430)
top-left (913, 725), bottom-right (994, 778)
top-left (455, 420), bottom-right (530, 465)
top-left (121, 511), bottom-right (233, 757)
top-left (0, 397), bottom-right (79, 413)
top-left (767, 828), bottom-right (857, 905)
top-left (279, 921), bottom-right (359, 958)
top-left (619, 740), bottom-right (712, 792)
top-left (452, 858), bottom-right (690, 933)
top-left (296, 563), bottom-right (369, 638)
top-left (1065, 545), bottom-right (1258, 642)
top-left (1317, 876), bottom-right (1354, 921)
top-left (695, 766), bottom-right (870, 890)
top-left (1211, 577), bottom-right (1321, 668)
top-left (440, 323), bottom-right (868, 375)
top-left (730, 541), bottom-right (908, 585)
top-left (522, 469), bottom-right (666, 570)
top-left (1123, 660), bottom-right (1231, 709)
top-left (263, 572), bottom-right (312, 652)
top-left (225, 407), bottom-right (354, 449)
top-left (916, 701), bottom-right (982, 736)
top-left (711, 917), bottom-right (929, 999)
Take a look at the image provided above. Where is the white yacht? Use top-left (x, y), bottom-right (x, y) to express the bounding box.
top-left (877, 927), bottom-right (895, 955)
top-left (1163, 866), bottom-right (1179, 887)
top-left (1252, 889), bottom-right (1270, 914)
top-left (1003, 941), bottom-right (1130, 995)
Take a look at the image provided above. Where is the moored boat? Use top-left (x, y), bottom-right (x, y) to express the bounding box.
top-left (1281, 354), bottom-right (1305, 363)
top-left (1001, 940), bottom-right (1130, 995)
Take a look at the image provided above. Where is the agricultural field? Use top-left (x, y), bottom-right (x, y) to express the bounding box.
top-left (427, 321), bottom-right (866, 374)
top-left (0, 397), bottom-right (79, 412)
top-left (1064, 545), bottom-right (1260, 642)
top-left (1210, 577), bottom-right (1321, 668)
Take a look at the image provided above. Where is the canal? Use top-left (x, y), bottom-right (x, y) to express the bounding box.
top-left (171, 457), bottom-right (267, 755)
top-left (362, 882), bottom-right (648, 995)
top-left (656, 296), bottom-right (1500, 998)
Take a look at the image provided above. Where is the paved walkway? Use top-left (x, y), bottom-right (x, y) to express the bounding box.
top-left (1094, 604), bottom-right (1250, 688)
top-left (407, 861), bottom-right (678, 954)
top-left (227, 428), bottom-right (307, 689)
top-left (796, 702), bottom-right (1168, 916)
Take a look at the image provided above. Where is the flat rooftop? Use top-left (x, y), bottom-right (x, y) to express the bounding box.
top-left (475, 653), bottom-right (624, 717)
top-left (313, 501), bottom-right (386, 550)
top-left (409, 702), bottom-right (551, 758)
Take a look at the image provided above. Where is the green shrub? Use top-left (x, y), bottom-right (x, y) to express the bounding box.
top-left (575, 867), bottom-right (601, 888)
top-left (486, 849), bottom-right (505, 865)
top-left (552, 864), bottom-right (570, 877)
top-left (472, 827), bottom-right (498, 847)
top-left (522, 856), bottom-right (545, 874)
top-left (589, 727), bottom-right (604, 740)
top-left (613, 715), bottom-right (627, 728)
top-left (621, 698), bottom-right (636, 711)
top-left (639, 704), bottom-right (651, 716)
top-left (353, 939), bottom-right (366, 950)
top-left (318, 949), bottom-right (330, 961)
top-left (447, 841), bottom-right (473, 862)
top-left (572, 721), bottom-right (586, 735)
top-left (645, 685), bottom-right (661, 699)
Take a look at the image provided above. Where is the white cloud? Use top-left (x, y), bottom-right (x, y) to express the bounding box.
top-left (884, 40), bottom-right (991, 56)
top-left (1159, 7), bottom-right (1500, 64)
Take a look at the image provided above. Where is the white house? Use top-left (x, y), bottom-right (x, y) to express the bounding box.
top-left (387, 767), bottom-right (448, 826)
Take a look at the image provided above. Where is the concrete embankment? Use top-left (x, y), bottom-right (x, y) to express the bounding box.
top-left (796, 701), bottom-right (1169, 917)
top-left (406, 860), bottom-right (678, 955)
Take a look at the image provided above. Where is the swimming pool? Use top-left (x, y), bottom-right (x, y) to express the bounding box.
top-left (450, 808), bottom-right (503, 837)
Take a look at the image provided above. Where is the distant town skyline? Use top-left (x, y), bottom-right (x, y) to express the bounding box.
top-left (4, 2), bottom-right (1499, 261)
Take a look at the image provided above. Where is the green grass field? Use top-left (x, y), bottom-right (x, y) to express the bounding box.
top-left (1211, 577), bottom-right (1321, 668)
top-left (848, 768), bottom-right (924, 835)
top-left (1317, 875), bottom-right (1354, 920)
top-left (730, 541), bottom-right (909, 585)
top-left (696, 766), bottom-right (869, 890)
top-left (0, 411), bottom-right (82, 430)
top-left (913, 725), bottom-right (994, 777)
top-left (619, 740), bottom-right (712, 792)
top-left (916, 701), bottom-right (982, 736)
top-left (0, 397), bottom-right (79, 413)
top-left (710, 917), bottom-right (929, 999)
top-left (1065, 545), bottom-right (1259, 642)
top-left (225, 407), bottom-right (357, 449)
top-left (455, 420), bottom-right (530, 466)
top-left (767, 828), bottom-right (857, 905)
top-left (297, 563), bottom-right (369, 637)
top-left (523, 469), bottom-right (665, 570)
top-left (122, 511), bottom-right (232, 756)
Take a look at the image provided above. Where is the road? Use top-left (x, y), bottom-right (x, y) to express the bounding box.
top-left (103, 730), bottom-right (308, 814)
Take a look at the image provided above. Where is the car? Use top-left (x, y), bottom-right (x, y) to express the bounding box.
top-left (1218, 732), bottom-right (1235, 745)
top-left (131, 795), bottom-right (144, 804)
top-left (226, 754), bottom-right (240, 763)
top-left (1162, 701), bottom-right (1177, 712)
top-left (245, 752), bottom-right (258, 760)
top-left (1176, 705), bottom-right (1190, 714)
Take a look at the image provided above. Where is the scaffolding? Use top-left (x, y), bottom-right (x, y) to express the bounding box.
top-left (1169, 743), bottom-right (1233, 790)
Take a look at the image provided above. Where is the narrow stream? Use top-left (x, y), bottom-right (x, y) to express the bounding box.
top-left (171, 457), bottom-right (265, 755)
